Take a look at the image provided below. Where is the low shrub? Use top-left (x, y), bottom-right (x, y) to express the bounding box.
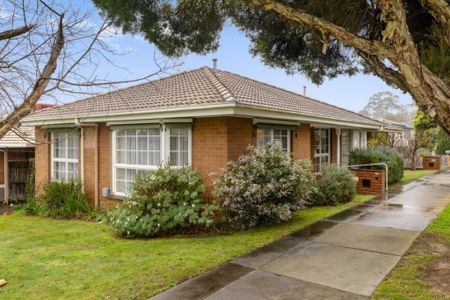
top-left (108, 166), bottom-right (217, 238)
top-left (29, 180), bottom-right (93, 218)
top-left (349, 145), bottom-right (403, 184)
top-left (214, 143), bottom-right (314, 230)
top-left (309, 164), bottom-right (356, 206)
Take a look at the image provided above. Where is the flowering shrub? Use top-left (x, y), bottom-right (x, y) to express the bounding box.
top-left (309, 164), bottom-right (356, 206)
top-left (108, 165), bottom-right (217, 238)
top-left (214, 143), bottom-right (314, 230)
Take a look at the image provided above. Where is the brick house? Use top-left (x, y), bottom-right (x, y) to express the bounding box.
top-left (22, 67), bottom-right (383, 209)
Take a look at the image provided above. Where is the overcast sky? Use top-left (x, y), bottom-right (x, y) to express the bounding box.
top-left (64, 0), bottom-right (414, 113)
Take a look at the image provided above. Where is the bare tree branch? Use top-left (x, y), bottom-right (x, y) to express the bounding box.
top-left (0, 25), bottom-right (34, 41)
top-left (0, 14), bottom-right (64, 138)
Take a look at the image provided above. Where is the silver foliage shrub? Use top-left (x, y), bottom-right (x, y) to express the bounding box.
top-left (214, 143), bottom-right (314, 230)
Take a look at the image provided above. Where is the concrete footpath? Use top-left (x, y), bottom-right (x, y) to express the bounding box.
top-left (151, 170), bottom-right (450, 300)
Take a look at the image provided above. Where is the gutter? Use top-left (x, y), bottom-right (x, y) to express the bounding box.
top-left (21, 102), bottom-right (383, 130)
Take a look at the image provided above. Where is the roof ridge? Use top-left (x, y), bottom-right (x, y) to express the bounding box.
top-left (202, 67), bottom-right (235, 102)
top-left (218, 69), bottom-right (380, 124)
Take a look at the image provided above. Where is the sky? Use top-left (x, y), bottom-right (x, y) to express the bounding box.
top-left (61, 0), bottom-right (414, 114)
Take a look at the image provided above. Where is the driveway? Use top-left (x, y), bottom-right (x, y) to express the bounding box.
top-left (151, 170), bottom-right (450, 300)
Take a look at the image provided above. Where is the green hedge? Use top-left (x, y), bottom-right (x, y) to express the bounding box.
top-left (309, 164), bottom-right (356, 206)
top-left (349, 146), bottom-right (404, 184)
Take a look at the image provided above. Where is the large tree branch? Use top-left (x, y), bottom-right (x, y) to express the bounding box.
top-left (0, 25), bottom-right (34, 41)
top-left (420, 0), bottom-right (450, 45)
top-left (0, 15), bottom-right (64, 138)
top-left (358, 51), bottom-right (408, 92)
top-left (245, 0), bottom-right (393, 60)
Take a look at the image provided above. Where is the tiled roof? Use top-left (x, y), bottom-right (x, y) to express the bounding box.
top-left (24, 67), bottom-right (381, 126)
top-left (0, 125), bottom-right (34, 147)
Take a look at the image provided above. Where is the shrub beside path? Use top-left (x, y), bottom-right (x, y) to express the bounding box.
top-left (151, 170), bottom-right (450, 300)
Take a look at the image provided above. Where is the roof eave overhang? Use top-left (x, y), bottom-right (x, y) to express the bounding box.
top-left (0, 143), bottom-right (34, 148)
top-left (21, 102), bottom-right (382, 130)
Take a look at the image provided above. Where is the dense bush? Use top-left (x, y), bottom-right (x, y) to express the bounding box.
top-left (27, 180), bottom-right (93, 218)
top-left (108, 166), bottom-right (217, 238)
top-left (214, 143), bottom-right (314, 230)
top-left (349, 145), bottom-right (403, 184)
top-left (309, 164), bottom-right (356, 206)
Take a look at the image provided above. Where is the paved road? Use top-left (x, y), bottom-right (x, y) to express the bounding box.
top-left (151, 170), bottom-right (450, 300)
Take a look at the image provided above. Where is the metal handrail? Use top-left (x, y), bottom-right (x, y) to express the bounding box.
top-left (348, 163), bottom-right (389, 191)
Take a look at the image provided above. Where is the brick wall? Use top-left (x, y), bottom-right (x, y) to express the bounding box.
top-left (82, 126), bottom-right (97, 206)
top-left (422, 156), bottom-right (441, 170)
top-left (34, 118), bottom-right (317, 208)
top-left (292, 123), bottom-right (312, 160)
top-left (353, 169), bottom-right (385, 195)
top-left (192, 117), bottom-right (229, 184)
top-left (35, 127), bottom-right (51, 194)
top-left (97, 124), bottom-right (113, 209)
top-left (331, 128), bottom-right (337, 163)
top-left (227, 117), bottom-right (254, 161)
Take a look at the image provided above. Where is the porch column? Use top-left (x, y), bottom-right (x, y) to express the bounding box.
top-left (336, 128), bottom-right (341, 165)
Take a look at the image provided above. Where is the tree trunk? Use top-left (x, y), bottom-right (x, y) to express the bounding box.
top-left (247, 0), bottom-right (450, 134)
top-left (0, 16), bottom-right (64, 139)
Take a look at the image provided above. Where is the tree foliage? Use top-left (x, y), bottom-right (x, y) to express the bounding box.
top-left (92, 0), bottom-right (450, 133)
top-left (360, 91), bottom-right (415, 123)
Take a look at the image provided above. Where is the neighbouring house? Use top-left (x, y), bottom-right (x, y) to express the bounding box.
top-left (22, 67), bottom-right (384, 209)
top-left (0, 125), bottom-right (34, 204)
top-left (0, 104), bottom-right (56, 204)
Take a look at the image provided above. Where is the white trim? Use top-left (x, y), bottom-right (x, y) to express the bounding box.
top-left (106, 118), bottom-right (193, 127)
top-left (0, 143), bottom-right (34, 148)
top-left (336, 128), bottom-right (341, 165)
top-left (80, 128), bottom-right (84, 185)
top-left (252, 118), bottom-right (299, 126)
top-left (23, 103), bottom-right (382, 130)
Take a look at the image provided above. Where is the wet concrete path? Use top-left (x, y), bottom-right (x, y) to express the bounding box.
top-left (151, 170), bottom-right (450, 300)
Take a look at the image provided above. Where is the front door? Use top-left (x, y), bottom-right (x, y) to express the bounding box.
top-left (341, 130), bottom-right (351, 166)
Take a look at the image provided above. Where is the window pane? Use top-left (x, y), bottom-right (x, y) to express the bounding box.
top-left (67, 162), bottom-right (78, 179)
top-left (116, 128), bottom-right (160, 166)
top-left (169, 128), bottom-right (189, 166)
top-left (52, 131), bottom-right (79, 181)
top-left (53, 132), bottom-right (66, 159)
top-left (256, 128), bottom-right (265, 148)
top-left (67, 131), bottom-right (78, 159)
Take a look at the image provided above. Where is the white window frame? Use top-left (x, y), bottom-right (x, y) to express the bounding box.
top-left (50, 130), bottom-right (79, 181)
top-left (111, 125), bottom-right (192, 196)
top-left (165, 126), bottom-right (192, 168)
top-left (256, 128), bottom-right (291, 153)
top-left (313, 128), bottom-right (331, 172)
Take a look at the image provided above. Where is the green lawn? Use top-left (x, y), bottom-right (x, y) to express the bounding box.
top-left (395, 169), bottom-right (437, 186)
top-left (373, 202), bottom-right (450, 300)
top-left (0, 194), bottom-right (372, 300)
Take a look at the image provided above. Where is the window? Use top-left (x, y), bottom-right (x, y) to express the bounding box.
top-left (313, 128), bottom-right (330, 172)
top-left (51, 130), bottom-right (79, 181)
top-left (256, 128), bottom-right (290, 152)
top-left (112, 125), bottom-right (192, 195)
top-left (113, 128), bottom-right (161, 194)
top-left (168, 127), bottom-right (190, 166)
